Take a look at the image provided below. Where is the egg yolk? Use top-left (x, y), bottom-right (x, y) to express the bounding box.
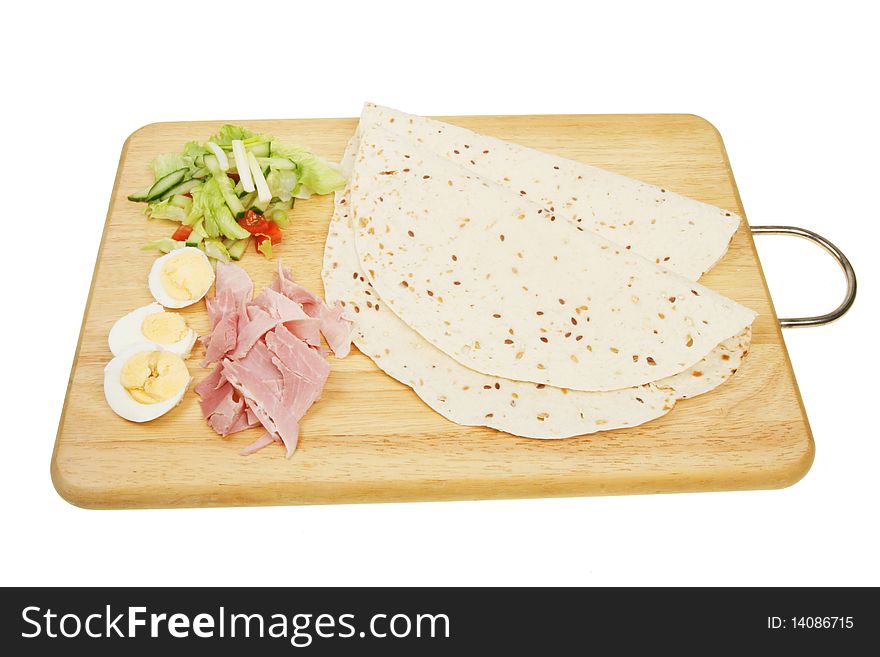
top-left (141, 311), bottom-right (188, 344)
top-left (119, 350), bottom-right (189, 404)
top-left (160, 250), bottom-right (213, 301)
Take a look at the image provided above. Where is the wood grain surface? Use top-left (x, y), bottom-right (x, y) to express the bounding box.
top-left (51, 114), bottom-right (813, 508)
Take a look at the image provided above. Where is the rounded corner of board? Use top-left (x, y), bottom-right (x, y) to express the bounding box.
top-left (773, 436), bottom-right (816, 491)
top-left (50, 457), bottom-right (106, 511)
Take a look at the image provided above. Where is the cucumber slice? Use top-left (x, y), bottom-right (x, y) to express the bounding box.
top-left (190, 166), bottom-right (210, 179)
top-left (256, 157), bottom-right (296, 170)
top-left (127, 185), bottom-right (153, 202)
top-left (226, 238), bottom-right (249, 261)
top-left (156, 178), bottom-right (200, 201)
top-left (144, 169), bottom-right (187, 202)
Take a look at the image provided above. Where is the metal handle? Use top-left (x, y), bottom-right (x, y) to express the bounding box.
top-left (751, 225), bottom-right (857, 328)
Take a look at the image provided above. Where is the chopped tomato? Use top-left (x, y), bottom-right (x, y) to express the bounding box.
top-left (261, 221), bottom-right (283, 245)
top-left (237, 209), bottom-right (270, 235)
top-left (171, 224), bottom-right (193, 241)
top-left (182, 192), bottom-right (193, 198)
top-left (228, 172), bottom-right (240, 183)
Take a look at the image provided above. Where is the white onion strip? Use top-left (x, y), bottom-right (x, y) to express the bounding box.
top-left (206, 141), bottom-right (229, 171)
top-left (248, 152), bottom-right (272, 204)
top-left (231, 140), bottom-right (255, 192)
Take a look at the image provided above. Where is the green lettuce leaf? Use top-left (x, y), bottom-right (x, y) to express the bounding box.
top-left (145, 199), bottom-right (187, 222)
top-left (193, 177), bottom-right (250, 240)
top-left (270, 142), bottom-right (346, 195)
top-left (266, 169), bottom-right (299, 202)
top-left (151, 153), bottom-right (191, 180)
top-left (142, 238), bottom-right (185, 253)
top-left (210, 124), bottom-right (270, 147)
top-left (183, 141), bottom-right (210, 159)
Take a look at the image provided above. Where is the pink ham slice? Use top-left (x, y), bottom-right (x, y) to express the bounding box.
top-left (206, 262), bottom-right (253, 327)
top-left (194, 364), bottom-right (258, 436)
top-left (222, 325), bottom-right (330, 457)
top-left (314, 301), bottom-right (352, 358)
top-left (271, 262), bottom-right (353, 357)
top-left (240, 431), bottom-right (277, 456)
top-left (223, 341), bottom-right (300, 457)
top-left (196, 260), bottom-right (351, 457)
top-left (204, 262), bottom-right (254, 361)
top-left (253, 287), bottom-right (324, 347)
top-left (202, 309), bottom-right (239, 366)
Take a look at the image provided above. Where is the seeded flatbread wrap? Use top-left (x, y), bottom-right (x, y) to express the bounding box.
top-left (348, 127), bottom-right (756, 392)
top-left (322, 139), bottom-right (752, 438)
top-left (357, 103), bottom-right (740, 281)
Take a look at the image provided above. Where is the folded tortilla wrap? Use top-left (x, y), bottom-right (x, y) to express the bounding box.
top-left (357, 103), bottom-right (740, 281)
top-left (348, 127), bottom-right (756, 392)
top-left (322, 139), bottom-right (752, 438)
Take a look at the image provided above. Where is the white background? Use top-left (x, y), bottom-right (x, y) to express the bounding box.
top-left (2, 1), bottom-right (877, 586)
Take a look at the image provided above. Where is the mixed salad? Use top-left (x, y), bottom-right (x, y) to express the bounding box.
top-left (129, 125), bottom-right (346, 261)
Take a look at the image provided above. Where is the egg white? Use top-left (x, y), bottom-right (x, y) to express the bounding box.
top-left (103, 342), bottom-right (191, 423)
top-left (148, 247), bottom-right (215, 309)
top-left (108, 303), bottom-right (198, 358)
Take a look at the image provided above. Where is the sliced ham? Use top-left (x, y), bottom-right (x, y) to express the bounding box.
top-left (195, 259), bottom-right (351, 457)
top-left (314, 301), bottom-right (352, 358)
top-left (265, 324), bottom-right (331, 385)
top-left (202, 309), bottom-right (239, 366)
top-left (194, 364), bottom-right (257, 437)
top-left (206, 262), bottom-right (253, 327)
top-left (253, 287), bottom-right (311, 321)
top-left (231, 305), bottom-right (281, 360)
top-left (272, 262), bottom-right (353, 357)
top-left (240, 431), bottom-right (277, 456)
top-left (285, 318), bottom-right (323, 348)
top-left (271, 261), bottom-right (321, 310)
top-left (223, 341), bottom-right (302, 457)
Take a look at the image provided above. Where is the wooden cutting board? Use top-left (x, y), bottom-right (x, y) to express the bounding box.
top-left (51, 114), bottom-right (813, 508)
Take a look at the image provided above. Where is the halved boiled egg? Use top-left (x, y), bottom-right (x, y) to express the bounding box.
top-left (104, 343), bottom-right (191, 422)
top-left (108, 303), bottom-right (197, 358)
top-left (148, 246), bottom-right (215, 309)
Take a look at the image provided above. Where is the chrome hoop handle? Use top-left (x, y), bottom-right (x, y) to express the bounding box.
top-left (751, 225), bottom-right (856, 328)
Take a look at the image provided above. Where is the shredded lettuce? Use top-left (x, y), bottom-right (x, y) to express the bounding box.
top-left (151, 153), bottom-right (191, 180)
top-left (133, 124), bottom-right (346, 261)
top-left (270, 142), bottom-right (346, 195)
top-left (266, 169), bottom-right (299, 202)
top-left (183, 141), bottom-right (210, 159)
top-left (145, 199), bottom-right (188, 222)
top-left (203, 238), bottom-right (231, 263)
top-left (197, 177), bottom-right (250, 240)
top-left (142, 238), bottom-right (185, 253)
top-left (210, 125), bottom-right (270, 147)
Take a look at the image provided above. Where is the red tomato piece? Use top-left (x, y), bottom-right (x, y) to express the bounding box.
top-left (237, 209), bottom-right (270, 235)
top-left (261, 221), bottom-right (283, 245)
top-left (172, 224), bottom-right (193, 241)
